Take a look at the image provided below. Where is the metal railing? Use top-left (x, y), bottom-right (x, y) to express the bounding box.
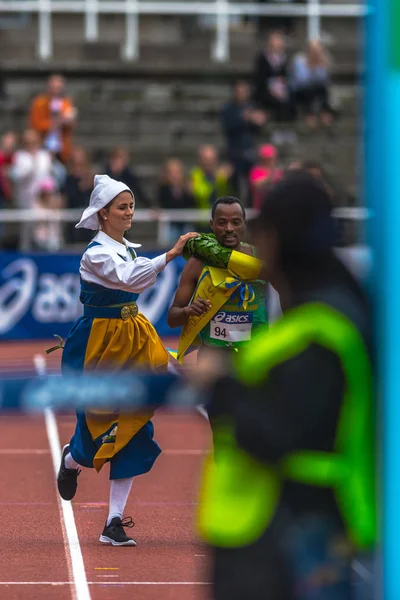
top-left (0, 207), bottom-right (371, 250)
top-left (0, 0), bottom-right (367, 62)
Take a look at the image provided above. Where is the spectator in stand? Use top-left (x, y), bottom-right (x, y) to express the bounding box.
top-left (221, 80), bottom-right (266, 203)
top-left (286, 159), bottom-right (325, 178)
top-left (288, 159), bottom-right (335, 198)
top-left (190, 145), bottom-right (233, 209)
top-left (50, 152), bottom-right (68, 191)
top-left (290, 40), bottom-right (335, 128)
top-left (249, 144), bottom-right (284, 210)
top-left (64, 146), bottom-right (94, 244)
top-left (158, 158), bottom-right (195, 243)
top-left (158, 158), bottom-right (194, 210)
top-left (30, 74), bottom-right (76, 163)
top-left (253, 32), bottom-right (296, 145)
top-left (64, 146), bottom-right (94, 209)
top-left (11, 129), bottom-right (52, 209)
top-left (105, 146), bottom-right (153, 208)
top-left (286, 159), bottom-right (303, 172)
top-left (0, 131), bottom-right (16, 207)
top-left (302, 159), bottom-right (326, 179)
top-left (32, 177), bottom-right (64, 252)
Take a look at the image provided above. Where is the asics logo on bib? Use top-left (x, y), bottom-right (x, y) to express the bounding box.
top-left (213, 311), bottom-right (253, 324)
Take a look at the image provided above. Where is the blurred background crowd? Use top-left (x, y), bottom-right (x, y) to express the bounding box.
top-left (0, 25), bottom-right (359, 252)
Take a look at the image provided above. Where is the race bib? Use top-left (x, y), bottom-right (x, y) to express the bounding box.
top-left (210, 311), bottom-right (253, 342)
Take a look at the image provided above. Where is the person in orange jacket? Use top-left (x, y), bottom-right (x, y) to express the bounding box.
top-left (30, 74), bottom-right (76, 163)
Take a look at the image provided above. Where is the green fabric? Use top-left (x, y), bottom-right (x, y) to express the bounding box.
top-left (183, 233), bottom-right (232, 267)
top-left (199, 303), bottom-right (376, 550)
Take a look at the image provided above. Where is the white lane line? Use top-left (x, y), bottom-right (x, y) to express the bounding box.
top-left (34, 353), bottom-right (90, 600)
top-left (196, 405), bottom-right (209, 421)
top-left (0, 582), bottom-right (212, 585)
top-left (44, 408), bottom-right (91, 600)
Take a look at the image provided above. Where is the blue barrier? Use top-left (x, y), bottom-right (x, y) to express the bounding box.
top-left (0, 371), bottom-right (192, 411)
top-left (0, 251), bottom-right (185, 341)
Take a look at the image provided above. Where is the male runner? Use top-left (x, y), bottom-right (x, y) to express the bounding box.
top-left (167, 196), bottom-right (267, 354)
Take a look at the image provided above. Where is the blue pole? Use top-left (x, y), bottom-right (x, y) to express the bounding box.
top-left (366, 0), bottom-right (400, 598)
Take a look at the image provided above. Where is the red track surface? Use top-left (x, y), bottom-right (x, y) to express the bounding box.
top-left (0, 340), bottom-right (211, 600)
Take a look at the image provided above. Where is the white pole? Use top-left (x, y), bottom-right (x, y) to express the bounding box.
top-left (123, 0), bottom-right (139, 60)
top-left (85, 0), bottom-right (99, 41)
top-left (38, 0), bottom-right (52, 60)
top-left (307, 0), bottom-right (321, 40)
top-left (212, 0), bottom-right (229, 62)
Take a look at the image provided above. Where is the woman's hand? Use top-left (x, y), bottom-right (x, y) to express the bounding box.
top-left (166, 232), bottom-right (200, 263)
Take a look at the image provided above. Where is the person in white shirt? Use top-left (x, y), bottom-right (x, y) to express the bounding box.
top-left (57, 174), bottom-right (198, 546)
top-left (32, 176), bottom-right (64, 252)
top-left (11, 129), bottom-right (52, 209)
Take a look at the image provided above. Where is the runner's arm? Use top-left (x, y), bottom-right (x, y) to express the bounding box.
top-left (167, 258), bottom-right (208, 328)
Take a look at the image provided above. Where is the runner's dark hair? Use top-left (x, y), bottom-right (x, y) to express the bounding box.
top-left (212, 196), bottom-right (246, 220)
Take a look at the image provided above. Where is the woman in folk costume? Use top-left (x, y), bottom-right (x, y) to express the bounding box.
top-left (57, 174), bottom-right (198, 546)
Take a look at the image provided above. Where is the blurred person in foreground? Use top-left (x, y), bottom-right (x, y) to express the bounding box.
top-left (192, 171), bottom-right (376, 600)
top-left (168, 196), bottom-right (267, 363)
top-left (30, 74), bottom-right (76, 163)
top-left (249, 143), bottom-right (284, 210)
top-left (105, 147), bottom-right (153, 209)
top-left (221, 80), bottom-right (266, 202)
top-left (190, 145), bottom-right (233, 210)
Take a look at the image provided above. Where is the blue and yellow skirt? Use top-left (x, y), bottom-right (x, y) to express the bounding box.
top-left (62, 309), bottom-right (169, 479)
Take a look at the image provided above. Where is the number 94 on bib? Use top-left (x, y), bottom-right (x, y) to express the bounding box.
top-left (210, 311), bottom-right (253, 343)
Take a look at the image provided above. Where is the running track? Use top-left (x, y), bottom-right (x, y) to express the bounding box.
top-left (0, 340), bottom-right (211, 600)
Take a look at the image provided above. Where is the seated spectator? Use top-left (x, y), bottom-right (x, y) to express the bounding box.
top-left (30, 74), bottom-right (76, 163)
top-left (190, 145), bottom-right (233, 209)
top-left (253, 31), bottom-right (296, 144)
top-left (50, 152), bottom-right (68, 191)
top-left (302, 159), bottom-right (326, 179)
top-left (286, 159), bottom-right (303, 172)
top-left (249, 144), bottom-right (283, 210)
top-left (64, 146), bottom-right (94, 244)
top-left (287, 159), bottom-right (338, 203)
top-left (158, 158), bottom-right (195, 244)
top-left (64, 146), bottom-right (94, 208)
top-left (105, 147), bottom-right (153, 208)
top-left (286, 158), bottom-right (325, 177)
top-left (32, 177), bottom-right (64, 252)
top-left (221, 80), bottom-right (266, 203)
top-left (0, 131), bottom-right (16, 206)
top-left (11, 129), bottom-right (52, 209)
top-left (290, 40), bottom-right (334, 127)
top-left (158, 158), bottom-right (194, 209)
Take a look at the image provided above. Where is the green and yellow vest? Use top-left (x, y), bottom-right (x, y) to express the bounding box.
top-left (198, 302), bottom-right (376, 550)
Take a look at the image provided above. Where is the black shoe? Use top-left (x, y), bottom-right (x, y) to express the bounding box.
top-left (99, 517), bottom-right (137, 546)
top-left (57, 444), bottom-right (81, 501)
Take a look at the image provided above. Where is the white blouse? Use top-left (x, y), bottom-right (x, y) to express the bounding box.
top-left (80, 230), bottom-right (167, 293)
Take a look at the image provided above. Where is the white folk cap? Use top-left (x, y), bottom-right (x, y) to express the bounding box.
top-left (75, 174), bottom-right (134, 230)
